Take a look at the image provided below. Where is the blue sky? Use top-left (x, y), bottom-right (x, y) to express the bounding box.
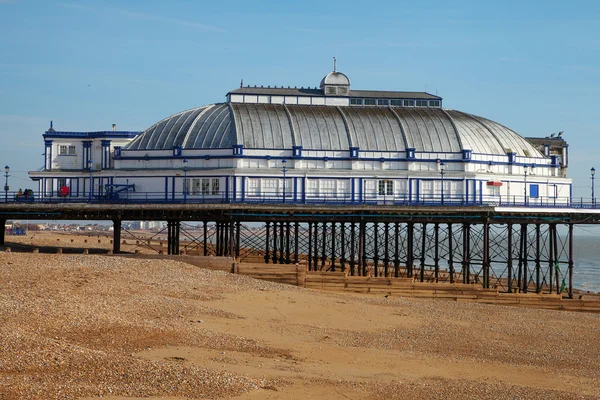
top-left (1, 0), bottom-right (599, 197)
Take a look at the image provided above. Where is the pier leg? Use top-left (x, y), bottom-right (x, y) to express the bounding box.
top-left (483, 222), bottom-right (490, 289)
top-left (407, 222), bottom-right (414, 278)
top-left (535, 224), bottom-right (541, 293)
top-left (434, 223), bottom-right (439, 283)
top-left (462, 224), bottom-right (470, 284)
top-left (285, 221), bottom-right (290, 264)
top-left (293, 222), bottom-right (299, 264)
top-left (448, 223), bottom-right (454, 283)
top-left (359, 221), bottom-right (366, 276)
top-left (340, 223), bottom-right (346, 272)
top-left (272, 222), bottom-right (278, 264)
top-left (307, 222), bottom-right (313, 270)
top-left (235, 221), bottom-right (241, 258)
top-left (229, 221), bottom-right (235, 258)
top-left (420, 223), bottom-right (427, 282)
top-left (507, 223), bottom-right (513, 293)
top-left (568, 223), bottom-right (574, 299)
top-left (203, 221), bottom-right (208, 256)
top-left (0, 218), bottom-right (4, 247)
top-left (548, 223), bottom-right (554, 294)
top-left (394, 222), bottom-right (400, 278)
top-left (350, 223), bottom-right (356, 276)
top-left (112, 218), bottom-right (121, 254)
top-left (279, 221), bottom-right (284, 264)
top-left (264, 222), bottom-right (271, 264)
top-left (321, 222), bottom-right (327, 271)
top-left (167, 221), bottom-right (180, 255)
top-left (313, 222), bottom-right (319, 271)
top-left (521, 224), bottom-right (528, 293)
top-left (384, 222), bottom-right (389, 277)
top-left (553, 224), bottom-right (560, 295)
top-left (373, 223), bottom-right (379, 277)
top-left (330, 222), bottom-right (336, 271)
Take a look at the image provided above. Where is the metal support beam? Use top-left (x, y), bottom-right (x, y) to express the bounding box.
top-left (307, 222), bottom-right (313, 270)
top-left (350, 223), bottom-right (356, 276)
top-left (203, 221), bottom-right (208, 256)
top-left (272, 221), bottom-right (278, 264)
top-left (279, 221), bottom-right (284, 264)
top-left (340, 223), bottom-right (346, 272)
top-left (112, 218), bottom-right (121, 254)
top-left (313, 221), bottom-right (319, 271)
top-left (330, 222), bottom-right (336, 271)
top-left (448, 223), bottom-right (454, 283)
top-left (384, 222), bottom-right (389, 277)
top-left (507, 223), bottom-right (513, 293)
top-left (568, 223), bottom-right (574, 299)
top-left (321, 222), bottom-right (327, 270)
top-left (264, 222), bottom-right (271, 264)
top-left (373, 223), bottom-right (379, 277)
top-left (359, 221), bottom-right (366, 276)
top-left (293, 222), bottom-right (299, 264)
top-left (394, 222), bottom-right (400, 278)
top-left (420, 223), bottom-right (426, 282)
top-left (407, 222), bottom-right (414, 278)
top-left (235, 220), bottom-right (241, 258)
top-left (462, 223), bottom-right (470, 284)
top-left (483, 222), bottom-right (490, 288)
top-left (535, 224), bottom-right (541, 293)
top-left (434, 223), bottom-right (439, 283)
top-left (0, 218), bottom-right (5, 247)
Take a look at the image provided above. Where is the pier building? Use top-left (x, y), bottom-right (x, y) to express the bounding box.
top-left (29, 68), bottom-right (570, 206)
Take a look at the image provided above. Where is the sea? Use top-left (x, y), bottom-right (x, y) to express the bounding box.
top-left (574, 235), bottom-right (600, 293)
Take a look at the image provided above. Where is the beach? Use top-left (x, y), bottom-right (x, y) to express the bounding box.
top-left (1, 246), bottom-right (600, 399)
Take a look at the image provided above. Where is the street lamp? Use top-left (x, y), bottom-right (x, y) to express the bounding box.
top-left (183, 158), bottom-right (188, 203)
top-left (591, 167), bottom-right (596, 205)
top-left (4, 165), bottom-right (9, 203)
top-left (440, 161), bottom-right (445, 205)
top-left (88, 159), bottom-right (93, 202)
top-left (282, 159), bottom-right (287, 203)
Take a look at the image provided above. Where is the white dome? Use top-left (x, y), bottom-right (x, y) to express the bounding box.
top-left (320, 71), bottom-right (350, 88)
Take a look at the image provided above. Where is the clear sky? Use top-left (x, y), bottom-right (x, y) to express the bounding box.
top-left (1, 0), bottom-right (599, 197)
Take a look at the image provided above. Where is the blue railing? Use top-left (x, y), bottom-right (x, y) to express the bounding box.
top-left (1, 190), bottom-right (599, 209)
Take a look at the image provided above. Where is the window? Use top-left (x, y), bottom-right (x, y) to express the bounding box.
top-left (59, 145), bottom-right (76, 155)
top-left (325, 86), bottom-right (337, 95)
top-left (403, 99), bottom-right (415, 107)
top-left (350, 98), bottom-right (363, 105)
top-left (416, 100), bottom-right (428, 107)
top-left (429, 100), bottom-right (440, 107)
top-left (378, 180), bottom-right (393, 196)
top-left (211, 178), bottom-right (220, 195)
top-left (263, 179), bottom-right (277, 189)
top-left (202, 178), bottom-right (210, 195)
top-left (337, 87), bottom-right (348, 95)
top-left (192, 178), bottom-right (200, 195)
top-left (390, 99), bottom-right (403, 106)
top-left (363, 98), bottom-right (376, 106)
top-left (377, 99), bottom-right (389, 106)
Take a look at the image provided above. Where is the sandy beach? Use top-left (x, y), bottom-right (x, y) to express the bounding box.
top-left (1, 246), bottom-right (600, 400)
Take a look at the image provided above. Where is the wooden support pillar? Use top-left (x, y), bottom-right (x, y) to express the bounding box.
top-left (568, 223), bottom-right (574, 299)
top-left (321, 222), bottom-right (327, 270)
top-left (340, 223), bottom-right (346, 272)
top-left (407, 222), bottom-right (414, 278)
top-left (420, 223), bottom-right (427, 283)
top-left (384, 222), bottom-right (389, 277)
top-left (507, 223), bottom-right (513, 293)
top-left (447, 223), bottom-right (454, 283)
top-left (535, 223), bottom-right (541, 293)
top-left (394, 222), bottom-right (400, 278)
top-left (482, 222), bottom-right (490, 289)
top-left (112, 218), bottom-right (121, 254)
top-left (293, 222), bottom-right (299, 264)
top-left (203, 221), bottom-right (208, 256)
top-left (433, 223), bottom-right (439, 283)
top-left (462, 223), bottom-right (470, 284)
top-left (350, 223), bottom-right (356, 276)
top-left (373, 223), bottom-right (379, 277)
top-left (264, 222), bottom-right (271, 264)
top-left (330, 222), bottom-right (336, 271)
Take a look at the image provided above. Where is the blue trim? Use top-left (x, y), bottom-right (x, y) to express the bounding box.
top-left (293, 177), bottom-right (298, 202)
top-left (479, 180), bottom-right (483, 203)
top-left (233, 176), bottom-right (237, 200)
top-left (302, 176), bottom-right (306, 203)
top-left (225, 177), bottom-right (230, 202)
top-left (241, 177), bottom-right (246, 202)
top-left (351, 178), bottom-right (355, 202)
top-left (359, 178), bottom-right (364, 202)
top-left (171, 177), bottom-right (175, 201)
top-left (44, 131), bottom-right (140, 139)
top-left (164, 177), bottom-right (168, 201)
top-left (465, 179), bottom-right (469, 205)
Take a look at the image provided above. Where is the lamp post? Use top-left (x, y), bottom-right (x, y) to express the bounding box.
top-left (440, 161), bottom-right (445, 205)
top-left (183, 158), bottom-right (188, 203)
top-left (523, 165), bottom-right (528, 205)
top-left (88, 159), bottom-right (93, 202)
top-left (282, 159), bottom-right (287, 203)
top-left (4, 165), bottom-right (9, 203)
top-left (591, 167), bottom-right (596, 206)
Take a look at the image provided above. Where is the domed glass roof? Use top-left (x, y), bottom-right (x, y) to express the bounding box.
top-left (125, 103), bottom-right (542, 157)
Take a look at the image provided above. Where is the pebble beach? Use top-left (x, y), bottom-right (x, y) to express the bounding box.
top-left (1, 247), bottom-right (600, 399)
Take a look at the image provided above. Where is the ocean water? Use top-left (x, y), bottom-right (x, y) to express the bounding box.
top-left (574, 236), bottom-right (600, 293)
